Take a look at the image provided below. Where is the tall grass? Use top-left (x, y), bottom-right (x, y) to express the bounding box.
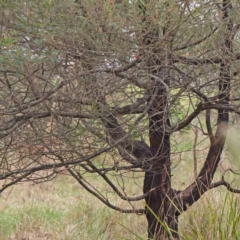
top-left (1, 174), bottom-right (240, 239)
top-left (0, 175), bottom-right (147, 240)
top-left (179, 189), bottom-right (240, 240)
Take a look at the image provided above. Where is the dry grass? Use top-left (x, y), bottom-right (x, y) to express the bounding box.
top-left (1, 172), bottom-right (240, 240)
top-left (0, 174), bottom-right (147, 240)
top-left (1, 127), bottom-right (240, 239)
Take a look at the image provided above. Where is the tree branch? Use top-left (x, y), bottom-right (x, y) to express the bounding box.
top-left (175, 27), bottom-right (218, 51)
top-left (206, 109), bottom-right (214, 143)
top-left (173, 52), bottom-right (240, 65)
top-left (210, 168), bottom-right (240, 193)
top-left (170, 102), bottom-right (202, 132)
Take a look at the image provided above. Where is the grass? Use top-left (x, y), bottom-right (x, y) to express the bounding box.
top-left (0, 175), bottom-right (147, 240)
top-left (179, 190), bottom-right (240, 240)
top-left (1, 127), bottom-right (240, 239)
top-left (1, 174), bottom-right (240, 240)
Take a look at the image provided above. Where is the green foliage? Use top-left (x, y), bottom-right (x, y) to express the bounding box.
top-left (0, 37), bottom-right (16, 47)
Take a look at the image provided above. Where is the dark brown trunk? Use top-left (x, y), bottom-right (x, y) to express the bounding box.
top-left (143, 71), bottom-right (178, 239)
top-left (144, 180), bottom-right (179, 239)
top-left (142, 0), bottom-right (233, 238)
top-left (138, 0), bottom-right (176, 235)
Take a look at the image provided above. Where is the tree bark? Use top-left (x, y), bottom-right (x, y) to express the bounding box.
top-left (143, 67), bottom-right (178, 239)
top-left (142, 1), bottom-right (233, 238)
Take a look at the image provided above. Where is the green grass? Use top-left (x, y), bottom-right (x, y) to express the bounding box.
top-left (1, 175), bottom-right (240, 240)
top-left (1, 126), bottom-right (240, 239)
top-left (179, 190), bottom-right (240, 240)
top-left (0, 175), bottom-right (147, 240)
top-left (0, 210), bottom-right (20, 237)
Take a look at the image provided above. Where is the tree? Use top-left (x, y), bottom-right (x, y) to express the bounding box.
top-left (1, 0), bottom-right (240, 239)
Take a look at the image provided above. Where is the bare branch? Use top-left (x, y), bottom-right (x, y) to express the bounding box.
top-left (173, 52), bottom-right (240, 65)
top-left (210, 168), bottom-right (240, 194)
top-left (175, 27), bottom-right (218, 51)
top-left (202, 103), bottom-right (240, 114)
top-left (170, 102), bottom-right (202, 132)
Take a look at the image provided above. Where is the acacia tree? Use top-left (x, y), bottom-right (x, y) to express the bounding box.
top-left (1, 0), bottom-right (240, 239)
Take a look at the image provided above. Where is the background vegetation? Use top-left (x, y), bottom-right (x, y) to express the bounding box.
top-left (1, 0), bottom-right (240, 239)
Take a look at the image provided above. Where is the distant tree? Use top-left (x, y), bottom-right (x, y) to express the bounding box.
top-left (1, 0), bottom-right (240, 239)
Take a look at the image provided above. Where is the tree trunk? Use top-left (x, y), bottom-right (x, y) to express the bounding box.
top-left (144, 181), bottom-right (179, 239)
top-left (143, 72), bottom-right (177, 239)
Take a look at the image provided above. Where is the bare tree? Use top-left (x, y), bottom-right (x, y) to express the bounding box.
top-left (1, 0), bottom-right (240, 239)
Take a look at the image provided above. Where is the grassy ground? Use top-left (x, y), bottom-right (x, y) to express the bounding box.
top-left (1, 127), bottom-right (240, 239)
top-left (1, 173), bottom-right (240, 240)
top-left (0, 174), bottom-right (147, 240)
